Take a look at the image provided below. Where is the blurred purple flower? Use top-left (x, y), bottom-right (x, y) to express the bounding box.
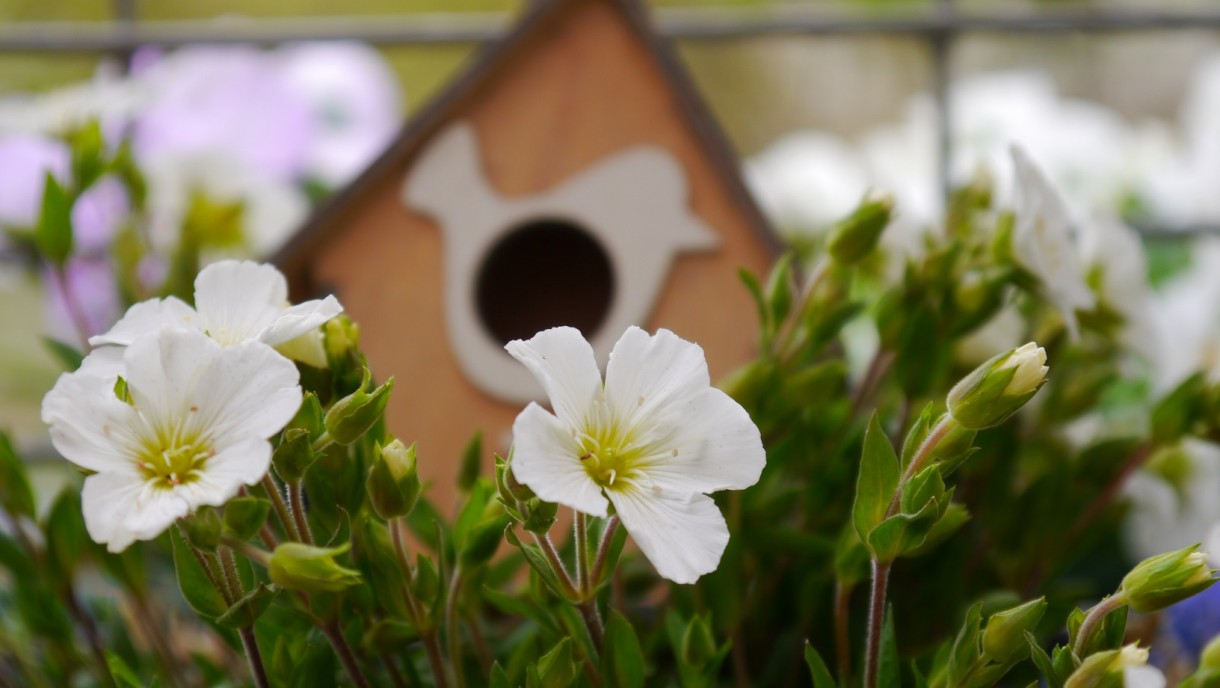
top-left (132, 46), bottom-right (314, 182)
top-left (72, 176), bottom-right (129, 254)
top-left (277, 41), bottom-right (403, 186)
top-left (0, 134), bottom-right (70, 229)
top-left (43, 256), bottom-right (120, 343)
top-left (1168, 579), bottom-right (1220, 659)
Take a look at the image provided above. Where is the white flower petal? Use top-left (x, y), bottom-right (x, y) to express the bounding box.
top-left (634, 388), bottom-right (765, 494)
top-left (83, 471), bottom-right (190, 552)
top-left (604, 327), bottom-right (711, 428)
top-left (275, 328), bottom-right (329, 368)
top-left (1124, 665), bottom-right (1166, 688)
top-left (41, 365), bottom-right (145, 473)
top-left (258, 294), bottom-right (343, 347)
top-left (607, 487), bottom-right (729, 584)
top-left (123, 328), bottom-right (222, 433)
top-left (505, 327), bottom-right (603, 428)
top-left (87, 296), bottom-right (197, 347)
top-left (193, 260), bottom-right (289, 345)
top-left (510, 403), bottom-right (608, 517)
top-left (189, 340), bottom-right (302, 444)
top-left (194, 436), bottom-right (273, 489)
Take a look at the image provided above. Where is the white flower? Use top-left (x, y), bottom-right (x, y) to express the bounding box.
top-left (1124, 440), bottom-right (1220, 562)
top-left (1124, 664), bottom-right (1167, 688)
top-left (745, 131), bottom-right (870, 234)
top-left (90, 260), bottom-right (341, 364)
top-left (1151, 238), bottom-right (1220, 390)
top-left (1076, 212), bottom-right (1158, 360)
top-left (507, 326), bottom-right (765, 584)
top-left (41, 328), bottom-right (302, 551)
top-left (1009, 145), bottom-right (1096, 336)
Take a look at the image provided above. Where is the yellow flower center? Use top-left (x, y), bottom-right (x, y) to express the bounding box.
top-left (137, 439), bottom-right (214, 490)
top-left (575, 424), bottom-right (644, 491)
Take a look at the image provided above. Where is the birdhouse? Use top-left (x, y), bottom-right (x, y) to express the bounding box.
top-left (274, 0), bottom-right (782, 509)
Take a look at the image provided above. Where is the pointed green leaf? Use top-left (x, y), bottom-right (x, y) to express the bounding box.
top-left (216, 583), bottom-right (279, 629)
top-left (853, 414), bottom-right (901, 546)
top-left (170, 529), bottom-right (228, 620)
top-left (804, 642), bottom-right (837, 688)
top-left (35, 173), bottom-right (72, 265)
top-left (602, 610), bottom-right (645, 688)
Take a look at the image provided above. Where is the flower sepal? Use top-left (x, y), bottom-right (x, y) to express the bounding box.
top-left (269, 542), bottom-right (362, 594)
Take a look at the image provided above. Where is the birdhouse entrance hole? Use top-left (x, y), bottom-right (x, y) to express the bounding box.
top-left (476, 218), bottom-right (615, 346)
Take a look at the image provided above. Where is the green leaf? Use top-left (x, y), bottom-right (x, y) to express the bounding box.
top-left (458, 431), bottom-right (482, 493)
top-left (804, 642), bottom-right (837, 688)
top-left (216, 583), bottom-right (278, 629)
top-left (170, 529), bottom-right (228, 620)
top-left (765, 252), bottom-right (796, 326)
top-left (535, 636), bottom-right (578, 688)
top-left (899, 464), bottom-right (946, 516)
top-left (866, 500), bottom-right (939, 563)
top-left (35, 173), bottom-right (73, 265)
top-left (43, 489), bottom-right (87, 583)
top-left (905, 503), bottom-right (971, 557)
top-left (223, 497), bottom-right (271, 541)
top-left (948, 603), bottom-right (984, 688)
top-left (878, 607), bottom-right (900, 688)
top-left (106, 650), bottom-right (146, 688)
top-left (739, 268), bottom-right (770, 340)
top-left (602, 610), bottom-right (645, 688)
top-left (489, 662), bottom-right (512, 688)
top-left (0, 431), bottom-right (36, 519)
top-left (853, 414), bottom-right (900, 546)
top-left (41, 337), bottom-right (84, 372)
top-left (504, 526), bottom-right (570, 601)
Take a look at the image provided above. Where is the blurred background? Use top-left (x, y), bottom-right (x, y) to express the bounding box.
top-left (3, 0), bottom-right (1220, 503)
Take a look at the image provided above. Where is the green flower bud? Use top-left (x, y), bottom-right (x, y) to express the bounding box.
top-left (325, 372), bottom-right (394, 445)
top-left (223, 497), bottom-right (270, 542)
top-left (981, 598), bottom-right (1047, 663)
top-left (521, 497), bottom-right (559, 534)
top-left (180, 507), bottom-right (222, 552)
top-left (681, 615), bottom-right (718, 668)
top-left (268, 542), bottom-right (362, 594)
top-left (947, 342), bottom-right (1048, 430)
top-left (324, 315), bottom-right (361, 366)
top-left (367, 440), bottom-right (422, 520)
top-left (1202, 634), bottom-right (1220, 669)
top-left (1119, 545), bottom-right (1217, 613)
top-left (1065, 645), bottom-right (1148, 688)
top-left (273, 427), bottom-right (317, 483)
top-left (826, 193), bottom-right (893, 264)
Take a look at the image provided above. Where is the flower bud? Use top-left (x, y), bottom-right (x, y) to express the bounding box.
top-left (947, 342), bottom-right (1048, 430)
top-left (268, 542), bottom-right (362, 594)
top-left (982, 597), bottom-right (1047, 663)
top-left (325, 373), bottom-right (394, 445)
top-left (223, 497), bottom-right (270, 542)
top-left (324, 316), bottom-right (361, 368)
top-left (366, 440), bottom-right (422, 520)
top-left (180, 507), bottom-right (222, 552)
top-left (826, 193), bottom-right (893, 264)
top-left (1119, 545), bottom-right (1217, 613)
top-left (521, 497), bottom-right (559, 534)
top-left (1065, 645), bottom-right (1148, 688)
top-left (272, 427), bottom-right (316, 483)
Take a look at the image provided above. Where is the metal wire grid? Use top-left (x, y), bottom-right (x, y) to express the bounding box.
top-left (2, 0), bottom-right (1219, 237)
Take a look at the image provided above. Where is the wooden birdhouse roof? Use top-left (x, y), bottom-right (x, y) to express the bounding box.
top-left (271, 0), bottom-right (781, 291)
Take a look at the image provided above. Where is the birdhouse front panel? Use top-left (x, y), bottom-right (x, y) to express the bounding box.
top-left (284, 0), bottom-right (777, 509)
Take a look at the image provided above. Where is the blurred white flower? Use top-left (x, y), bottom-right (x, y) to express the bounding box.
top-left (1009, 145), bottom-right (1096, 336)
top-left (141, 151), bottom-right (309, 257)
top-left (1124, 440), bottom-right (1220, 562)
top-left (91, 260), bottom-right (342, 364)
top-left (41, 328), bottom-right (301, 552)
top-left (955, 305), bottom-right (1026, 367)
top-left (277, 42), bottom-right (403, 187)
top-left (1076, 212), bottom-right (1158, 360)
top-left (745, 131), bottom-right (870, 233)
top-left (0, 67), bottom-right (143, 139)
top-left (507, 326), bottom-right (765, 584)
top-left (1151, 238), bottom-right (1220, 390)
top-left (1123, 664), bottom-right (1167, 688)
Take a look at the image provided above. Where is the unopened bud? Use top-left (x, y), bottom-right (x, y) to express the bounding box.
top-left (1202, 635), bottom-right (1220, 670)
top-left (982, 597), bottom-right (1047, 663)
top-left (1120, 545), bottom-right (1217, 613)
top-left (367, 440), bottom-right (422, 519)
top-left (272, 428), bottom-right (316, 483)
top-left (947, 342), bottom-right (1048, 430)
top-left (325, 372), bottom-right (394, 445)
top-left (324, 316), bottom-right (360, 368)
top-left (1065, 645), bottom-right (1149, 688)
top-left (826, 194), bottom-right (893, 264)
top-left (268, 542), bottom-right (362, 594)
top-left (180, 507), bottom-right (222, 552)
top-left (521, 497), bottom-right (559, 534)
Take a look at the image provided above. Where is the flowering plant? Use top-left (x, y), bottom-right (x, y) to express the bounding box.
top-left (3, 142), bottom-right (1220, 688)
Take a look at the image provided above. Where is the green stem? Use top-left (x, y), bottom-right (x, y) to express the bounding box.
top-left (886, 415), bottom-right (956, 518)
top-left (311, 431), bottom-right (334, 454)
top-left (218, 547), bottom-right (271, 688)
top-left (446, 564), bottom-right (466, 688)
top-left (288, 481), bottom-right (314, 545)
top-left (221, 536), bottom-right (272, 568)
top-left (262, 474), bottom-right (300, 541)
top-left (531, 532), bottom-right (579, 599)
top-left (834, 581), bottom-right (854, 686)
top-left (1072, 594), bottom-right (1127, 658)
top-left (320, 621), bottom-right (371, 688)
top-left (589, 517), bottom-right (621, 586)
top-left (862, 560), bottom-right (892, 688)
top-left (774, 257), bottom-right (831, 362)
top-left (575, 512), bottom-right (591, 593)
top-left (390, 520), bottom-right (450, 688)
